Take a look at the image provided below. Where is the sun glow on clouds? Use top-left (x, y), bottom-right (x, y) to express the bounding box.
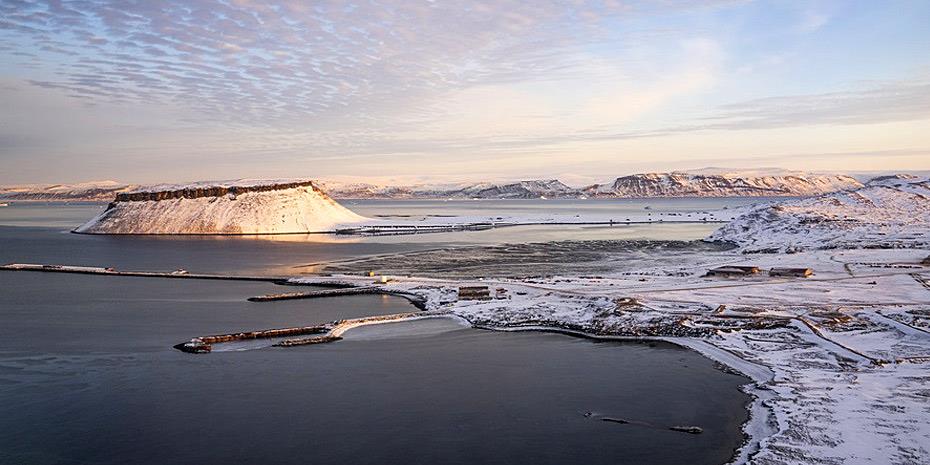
top-left (0, 0), bottom-right (929, 183)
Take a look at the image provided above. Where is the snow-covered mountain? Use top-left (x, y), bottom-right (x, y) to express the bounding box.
top-left (583, 172), bottom-right (863, 198)
top-left (1, 172), bottom-right (872, 201)
top-left (864, 173), bottom-right (925, 187)
top-left (708, 179), bottom-right (930, 252)
top-left (318, 179), bottom-right (581, 199)
top-left (74, 179), bottom-right (368, 235)
top-left (0, 181), bottom-right (134, 201)
top-left (443, 180), bottom-right (578, 199)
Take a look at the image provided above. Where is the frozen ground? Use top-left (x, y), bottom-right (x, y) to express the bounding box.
top-left (295, 247), bottom-right (930, 465)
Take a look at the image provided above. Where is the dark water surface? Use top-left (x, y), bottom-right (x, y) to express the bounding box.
top-left (0, 202), bottom-right (752, 465)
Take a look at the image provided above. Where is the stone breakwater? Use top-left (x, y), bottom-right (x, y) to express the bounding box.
top-left (175, 311), bottom-right (434, 353)
top-left (114, 180), bottom-right (321, 202)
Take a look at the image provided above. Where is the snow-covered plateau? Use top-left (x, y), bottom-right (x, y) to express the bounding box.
top-left (73, 179), bottom-right (368, 234)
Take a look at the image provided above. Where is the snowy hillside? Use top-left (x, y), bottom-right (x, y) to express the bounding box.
top-left (74, 179), bottom-right (368, 235)
top-left (319, 179), bottom-right (580, 199)
top-left (708, 179), bottom-right (930, 252)
top-left (584, 172), bottom-right (862, 198)
top-left (442, 180), bottom-right (578, 199)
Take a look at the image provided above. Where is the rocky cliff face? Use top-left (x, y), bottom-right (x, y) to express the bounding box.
top-left (74, 180), bottom-right (368, 235)
top-left (584, 173), bottom-right (863, 198)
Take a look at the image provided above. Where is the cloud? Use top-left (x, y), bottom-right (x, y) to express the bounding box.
top-left (0, 0), bottom-right (736, 127)
top-left (566, 78), bottom-right (930, 143)
top-left (798, 9), bottom-right (830, 33)
top-left (697, 78), bottom-right (930, 129)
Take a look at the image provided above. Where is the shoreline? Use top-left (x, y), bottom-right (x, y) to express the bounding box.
top-left (5, 251), bottom-right (929, 464)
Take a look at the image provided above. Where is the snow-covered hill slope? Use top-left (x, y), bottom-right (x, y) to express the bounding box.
top-left (584, 172), bottom-right (862, 198)
top-left (319, 179), bottom-right (581, 199)
top-left (74, 180), bottom-right (368, 235)
top-left (0, 181), bottom-right (134, 201)
top-left (708, 179), bottom-right (930, 252)
top-left (442, 180), bottom-right (578, 199)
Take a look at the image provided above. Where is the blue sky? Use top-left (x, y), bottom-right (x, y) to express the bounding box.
top-left (1, 0), bottom-right (929, 184)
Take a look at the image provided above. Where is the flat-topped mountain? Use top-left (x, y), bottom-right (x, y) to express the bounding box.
top-left (74, 179), bottom-right (368, 235)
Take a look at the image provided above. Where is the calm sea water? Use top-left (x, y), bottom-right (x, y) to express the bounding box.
top-left (0, 198), bottom-right (760, 275)
top-left (0, 201), bottom-right (754, 465)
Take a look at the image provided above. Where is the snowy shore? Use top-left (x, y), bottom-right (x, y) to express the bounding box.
top-left (294, 246), bottom-right (930, 465)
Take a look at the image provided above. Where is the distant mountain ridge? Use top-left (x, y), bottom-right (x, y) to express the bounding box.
top-left (0, 181), bottom-right (133, 201)
top-left (321, 173), bottom-right (862, 199)
top-left (0, 172), bottom-right (878, 201)
top-left (582, 172), bottom-right (863, 198)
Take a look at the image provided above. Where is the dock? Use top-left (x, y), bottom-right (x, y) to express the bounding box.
top-left (247, 286), bottom-right (380, 301)
top-left (175, 311), bottom-right (441, 353)
top-left (335, 222), bottom-right (500, 235)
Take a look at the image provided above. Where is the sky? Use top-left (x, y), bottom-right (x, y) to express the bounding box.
top-left (1, 0), bottom-right (929, 185)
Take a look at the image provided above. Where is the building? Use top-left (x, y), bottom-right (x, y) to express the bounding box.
top-left (458, 286), bottom-right (492, 301)
top-left (705, 266), bottom-right (761, 277)
top-left (769, 267), bottom-right (814, 278)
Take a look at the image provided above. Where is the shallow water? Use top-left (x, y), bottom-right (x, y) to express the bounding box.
top-left (0, 201), bottom-right (753, 464)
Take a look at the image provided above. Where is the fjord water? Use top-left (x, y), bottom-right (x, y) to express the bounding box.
top-left (0, 201), bottom-right (753, 465)
top-left (0, 198), bottom-right (759, 275)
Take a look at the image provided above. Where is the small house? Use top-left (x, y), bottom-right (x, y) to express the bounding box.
top-left (705, 266), bottom-right (760, 278)
top-left (769, 267), bottom-right (813, 278)
top-left (458, 286), bottom-right (492, 301)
